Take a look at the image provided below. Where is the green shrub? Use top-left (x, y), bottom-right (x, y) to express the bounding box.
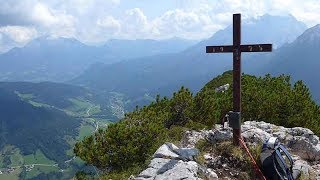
top-left (74, 71), bottom-right (320, 178)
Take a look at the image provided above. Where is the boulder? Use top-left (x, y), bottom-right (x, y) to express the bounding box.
top-left (174, 148), bottom-right (199, 161)
top-left (242, 121), bottom-right (320, 161)
top-left (153, 143), bottom-right (180, 159)
top-left (154, 161), bottom-right (200, 180)
top-left (153, 143), bottom-right (199, 161)
top-left (242, 128), bottom-right (272, 143)
top-left (292, 156), bottom-right (312, 179)
top-left (138, 158), bottom-right (179, 178)
top-left (136, 143), bottom-right (217, 180)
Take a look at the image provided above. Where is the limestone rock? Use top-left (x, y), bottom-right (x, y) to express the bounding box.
top-left (138, 158), bottom-right (178, 178)
top-left (137, 121), bottom-right (320, 180)
top-left (242, 121), bottom-right (320, 161)
top-left (288, 135), bottom-right (320, 161)
top-left (153, 143), bottom-right (180, 159)
top-left (207, 128), bottom-right (232, 143)
top-left (181, 130), bottom-right (208, 148)
top-left (203, 153), bottom-right (214, 161)
top-left (136, 143), bottom-right (205, 180)
top-left (153, 143), bottom-right (199, 161)
top-left (242, 128), bottom-right (272, 143)
top-left (292, 156), bottom-right (312, 179)
top-left (174, 147), bottom-right (199, 161)
top-left (205, 168), bottom-right (218, 180)
top-left (154, 161), bottom-right (200, 180)
top-left (215, 84), bottom-right (230, 93)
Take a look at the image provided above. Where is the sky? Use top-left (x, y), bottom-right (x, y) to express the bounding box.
top-left (0, 0), bottom-right (320, 52)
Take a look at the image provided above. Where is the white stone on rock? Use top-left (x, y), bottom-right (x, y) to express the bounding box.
top-left (241, 121), bottom-right (320, 162)
top-left (154, 160), bottom-right (200, 180)
top-left (290, 127), bottom-right (314, 136)
top-left (205, 168), bottom-right (219, 180)
top-left (153, 143), bottom-right (180, 159)
top-left (152, 143), bottom-right (199, 161)
top-left (272, 130), bottom-right (288, 141)
top-left (138, 168), bottom-right (157, 179)
top-left (148, 158), bottom-right (177, 170)
top-left (242, 128), bottom-right (272, 143)
top-left (289, 137), bottom-right (320, 161)
top-left (292, 157), bottom-right (312, 179)
top-left (181, 130), bottom-right (208, 148)
top-left (203, 153), bottom-right (213, 161)
top-left (137, 143), bottom-right (203, 180)
top-left (137, 121), bottom-right (320, 180)
top-left (148, 158), bottom-right (178, 174)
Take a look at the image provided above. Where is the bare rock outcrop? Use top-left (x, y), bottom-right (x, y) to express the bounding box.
top-left (136, 121), bottom-right (320, 180)
top-left (135, 143), bottom-right (218, 180)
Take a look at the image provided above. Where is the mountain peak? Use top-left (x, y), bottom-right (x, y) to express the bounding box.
top-left (202, 13), bottom-right (307, 49)
top-left (258, 13), bottom-right (297, 20)
top-left (23, 36), bottom-right (87, 50)
top-left (296, 24), bottom-right (320, 44)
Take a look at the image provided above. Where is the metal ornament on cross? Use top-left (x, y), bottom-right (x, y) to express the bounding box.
top-left (206, 13), bottom-right (273, 146)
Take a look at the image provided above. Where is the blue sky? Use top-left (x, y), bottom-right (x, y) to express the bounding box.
top-left (0, 0), bottom-right (320, 52)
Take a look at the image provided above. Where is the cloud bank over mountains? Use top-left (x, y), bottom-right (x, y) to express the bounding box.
top-left (0, 0), bottom-right (319, 52)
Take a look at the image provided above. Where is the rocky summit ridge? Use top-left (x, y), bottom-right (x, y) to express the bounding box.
top-left (134, 121), bottom-right (320, 180)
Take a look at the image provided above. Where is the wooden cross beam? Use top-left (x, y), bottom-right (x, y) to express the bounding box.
top-left (206, 14), bottom-right (272, 146)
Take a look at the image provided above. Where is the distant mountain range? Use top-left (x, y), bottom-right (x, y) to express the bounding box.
top-left (256, 24), bottom-right (320, 103)
top-left (71, 14), bottom-right (309, 100)
top-left (0, 37), bottom-right (197, 82)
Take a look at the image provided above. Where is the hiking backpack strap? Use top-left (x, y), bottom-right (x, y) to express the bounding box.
top-left (272, 145), bottom-right (294, 180)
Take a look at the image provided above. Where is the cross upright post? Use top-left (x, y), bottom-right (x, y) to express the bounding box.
top-left (233, 14), bottom-right (242, 146)
top-left (206, 13), bottom-right (272, 146)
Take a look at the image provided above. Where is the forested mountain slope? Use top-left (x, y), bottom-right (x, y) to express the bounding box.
top-left (0, 89), bottom-right (79, 164)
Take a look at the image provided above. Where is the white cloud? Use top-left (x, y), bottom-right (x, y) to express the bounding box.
top-left (97, 16), bottom-right (121, 33)
top-left (121, 8), bottom-right (150, 38)
top-left (78, 15), bottom-right (121, 43)
top-left (32, 3), bottom-right (57, 26)
top-left (60, 0), bottom-right (120, 16)
top-left (31, 3), bottom-right (76, 38)
top-left (0, 0), bottom-right (320, 51)
top-left (0, 26), bottom-right (37, 43)
top-left (152, 8), bottom-right (219, 39)
top-left (0, 25), bottom-right (37, 53)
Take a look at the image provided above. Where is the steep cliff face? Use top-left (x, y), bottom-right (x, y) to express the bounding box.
top-left (135, 121), bottom-right (320, 180)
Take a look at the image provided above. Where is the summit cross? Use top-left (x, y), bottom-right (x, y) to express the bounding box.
top-left (206, 13), bottom-right (273, 146)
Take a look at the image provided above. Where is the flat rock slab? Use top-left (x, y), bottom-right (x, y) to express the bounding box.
top-left (153, 143), bottom-right (180, 159)
top-left (153, 143), bottom-right (199, 161)
top-left (136, 143), bottom-right (211, 180)
top-left (154, 160), bottom-right (200, 180)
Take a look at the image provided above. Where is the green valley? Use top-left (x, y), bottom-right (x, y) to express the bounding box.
top-left (0, 82), bottom-right (117, 179)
